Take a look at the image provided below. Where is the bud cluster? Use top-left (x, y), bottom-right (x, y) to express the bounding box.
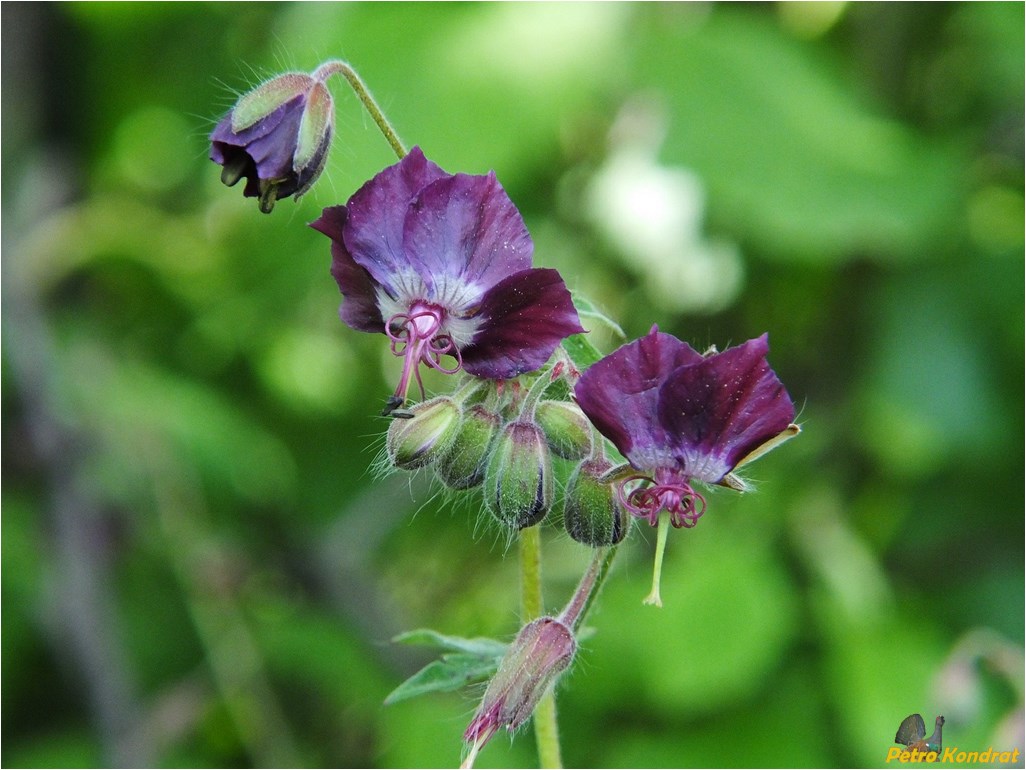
top-left (382, 372), bottom-right (627, 546)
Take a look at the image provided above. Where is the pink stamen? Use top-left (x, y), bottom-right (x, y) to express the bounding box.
top-left (385, 304), bottom-right (463, 406)
top-left (617, 471), bottom-right (706, 528)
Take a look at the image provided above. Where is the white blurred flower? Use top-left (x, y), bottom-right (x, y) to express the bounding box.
top-left (585, 102), bottom-right (743, 314)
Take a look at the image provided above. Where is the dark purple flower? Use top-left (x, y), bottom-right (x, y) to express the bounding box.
top-left (574, 326), bottom-right (797, 528)
top-left (311, 147), bottom-right (585, 410)
top-left (211, 72), bottom-right (334, 213)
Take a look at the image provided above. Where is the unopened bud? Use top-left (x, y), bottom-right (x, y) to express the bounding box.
top-left (386, 396), bottom-right (461, 470)
top-left (534, 400), bottom-right (592, 460)
top-left (435, 405), bottom-right (501, 489)
top-left (484, 421), bottom-right (553, 530)
top-left (210, 71), bottom-right (335, 212)
top-left (563, 459), bottom-right (628, 546)
top-left (463, 617), bottom-right (576, 756)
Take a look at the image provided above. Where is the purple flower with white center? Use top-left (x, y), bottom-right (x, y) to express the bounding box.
top-left (311, 147), bottom-right (585, 412)
top-left (210, 70), bottom-right (334, 213)
top-left (574, 326), bottom-right (798, 529)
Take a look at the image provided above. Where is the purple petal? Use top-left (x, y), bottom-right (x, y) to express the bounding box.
top-left (401, 171), bottom-right (533, 296)
top-left (460, 268), bottom-right (584, 380)
top-left (310, 206), bottom-right (384, 333)
top-left (211, 96), bottom-right (306, 194)
top-left (342, 146), bottom-right (447, 292)
top-left (573, 327), bottom-right (704, 467)
top-left (656, 334), bottom-right (795, 482)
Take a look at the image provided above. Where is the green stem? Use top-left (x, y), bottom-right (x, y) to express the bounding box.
top-left (517, 367), bottom-right (555, 422)
top-left (314, 60), bottom-right (407, 160)
top-left (519, 527), bottom-right (563, 769)
top-left (519, 525), bottom-right (543, 618)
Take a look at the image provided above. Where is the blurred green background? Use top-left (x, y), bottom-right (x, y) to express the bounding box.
top-left (2, 2), bottom-right (1023, 768)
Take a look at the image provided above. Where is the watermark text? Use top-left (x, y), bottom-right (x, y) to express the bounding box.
top-left (886, 747), bottom-right (1022, 764)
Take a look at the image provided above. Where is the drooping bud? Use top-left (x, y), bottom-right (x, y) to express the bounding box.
top-left (385, 396), bottom-right (461, 470)
top-left (484, 421), bottom-right (553, 530)
top-left (462, 617), bottom-right (576, 765)
top-left (435, 404), bottom-right (501, 489)
top-left (210, 71), bottom-right (335, 213)
top-left (563, 459), bottom-right (628, 546)
top-left (534, 400), bottom-right (592, 460)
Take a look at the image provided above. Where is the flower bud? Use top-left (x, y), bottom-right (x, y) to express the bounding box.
top-left (534, 400), bottom-right (592, 460)
top-left (435, 404), bottom-right (501, 489)
top-left (563, 459), bottom-right (629, 546)
top-left (210, 71), bottom-right (335, 213)
top-left (385, 396), bottom-right (461, 470)
top-left (463, 617), bottom-right (576, 755)
top-left (484, 421), bottom-right (553, 530)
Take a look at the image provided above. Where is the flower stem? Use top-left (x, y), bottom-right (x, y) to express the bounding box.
top-left (517, 367), bottom-right (556, 421)
top-left (559, 546), bottom-right (617, 631)
top-left (518, 527), bottom-right (563, 769)
top-left (314, 60), bottom-right (407, 160)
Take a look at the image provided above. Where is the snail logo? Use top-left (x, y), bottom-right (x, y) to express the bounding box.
top-left (895, 714), bottom-right (945, 758)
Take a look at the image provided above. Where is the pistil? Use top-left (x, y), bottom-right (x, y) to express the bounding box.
top-left (384, 303), bottom-right (463, 414)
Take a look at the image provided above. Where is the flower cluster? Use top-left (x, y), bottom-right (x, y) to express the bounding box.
top-left (209, 63), bottom-right (800, 768)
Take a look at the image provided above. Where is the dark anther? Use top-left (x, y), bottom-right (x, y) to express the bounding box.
top-left (382, 395), bottom-right (405, 416)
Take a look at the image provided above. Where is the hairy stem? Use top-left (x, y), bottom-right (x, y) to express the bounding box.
top-left (560, 546), bottom-right (618, 631)
top-left (519, 527), bottom-right (563, 769)
top-left (314, 60), bottom-right (407, 160)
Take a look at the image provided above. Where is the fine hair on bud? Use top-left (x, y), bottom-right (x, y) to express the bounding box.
top-left (484, 420), bottom-right (553, 531)
top-left (534, 400), bottom-right (592, 460)
top-left (563, 458), bottom-right (629, 546)
top-left (463, 616), bottom-right (577, 755)
top-left (385, 396), bottom-right (462, 470)
top-left (435, 404), bottom-right (501, 490)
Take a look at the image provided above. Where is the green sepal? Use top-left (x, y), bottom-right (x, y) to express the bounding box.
top-left (535, 400), bottom-right (591, 460)
top-left (435, 404), bottom-right (500, 489)
top-left (484, 421), bottom-right (553, 530)
top-left (294, 81), bottom-right (333, 171)
top-left (386, 396), bottom-right (462, 470)
top-left (563, 459), bottom-right (628, 546)
top-left (232, 73), bottom-right (313, 133)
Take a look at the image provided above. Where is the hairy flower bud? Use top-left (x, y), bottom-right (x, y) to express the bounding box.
top-left (386, 396), bottom-right (461, 470)
top-left (484, 421), bottom-right (553, 530)
top-left (435, 404), bottom-right (501, 489)
top-left (463, 617), bottom-right (576, 758)
top-left (563, 459), bottom-right (628, 546)
top-left (534, 400), bottom-right (592, 460)
top-left (210, 71), bottom-right (335, 213)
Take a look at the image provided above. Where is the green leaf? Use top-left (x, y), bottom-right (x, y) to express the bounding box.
top-left (561, 334), bottom-right (605, 372)
top-left (383, 654), bottom-right (502, 705)
top-left (392, 628), bottom-right (508, 658)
